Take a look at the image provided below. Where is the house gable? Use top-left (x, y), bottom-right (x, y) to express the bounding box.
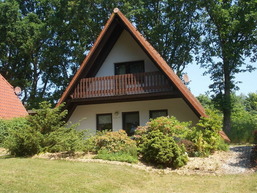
top-left (58, 8), bottom-right (206, 119)
top-left (96, 30), bottom-right (158, 77)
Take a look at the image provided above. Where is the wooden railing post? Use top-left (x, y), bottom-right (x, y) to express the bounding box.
top-left (72, 71), bottom-right (173, 99)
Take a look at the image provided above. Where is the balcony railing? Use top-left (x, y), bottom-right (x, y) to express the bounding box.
top-left (71, 71), bottom-right (173, 99)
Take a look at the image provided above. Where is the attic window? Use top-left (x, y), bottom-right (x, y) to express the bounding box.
top-left (115, 60), bottom-right (144, 75)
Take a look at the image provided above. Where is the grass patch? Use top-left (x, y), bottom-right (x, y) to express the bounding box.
top-left (0, 157), bottom-right (257, 193)
top-left (94, 150), bottom-right (138, 163)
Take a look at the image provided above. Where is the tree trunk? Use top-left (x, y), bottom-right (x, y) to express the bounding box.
top-left (222, 57), bottom-right (232, 133)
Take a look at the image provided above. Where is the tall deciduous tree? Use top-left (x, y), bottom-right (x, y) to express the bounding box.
top-left (198, 0), bottom-right (257, 132)
top-left (131, 0), bottom-right (201, 76)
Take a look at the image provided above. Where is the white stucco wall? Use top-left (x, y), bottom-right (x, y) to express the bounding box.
top-left (68, 98), bottom-right (199, 134)
top-left (95, 30), bottom-right (158, 77)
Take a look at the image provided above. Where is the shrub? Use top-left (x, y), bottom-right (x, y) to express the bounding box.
top-left (91, 130), bottom-right (138, 162)
top-left (0, 119), bottom-right (8, 145)
top-left (27, 101), bottom-right (67, 134)
top-left (42, 126), bottom-right (85, 153)
top-left (254, 130), bottom-right (257, 144)
top-left (178, 139), bottom-right (197, 157)
top-left (138, 129), bottom-right (188, 168)
top-left (0, 118), bottom-right (28, 146)
top-left (134, 116), bottom-right (191, 146)
top-left (3, 101), bottom-right (85, 156)
top-left (3, 126), bottom-right (43, 156)
top-left (187, 109), bottom-right (228, 156)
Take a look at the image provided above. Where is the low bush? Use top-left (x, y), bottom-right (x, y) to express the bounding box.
top-left (186, 109), bottom-right (228, 156)
top-left (0, 118), bottom-right (28, 146)
top-left (177, 139), bottom-right (197, 157)
top-left (138, 129), bottom-right (188, 168)
top-left (3, 101), bottom-right (85, 156)
top-left (3, 126), bottom-right (43, 156)
top-left (91, 130), bottom-right (138, 162)
top-left (134, 116), bottom-right (191, 146)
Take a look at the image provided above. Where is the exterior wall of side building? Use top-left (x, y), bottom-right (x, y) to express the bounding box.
top-left (68, 98), bottom-right (199, 133)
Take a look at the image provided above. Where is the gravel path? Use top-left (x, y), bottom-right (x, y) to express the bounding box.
top-left (221, 145), bottom-right (253, 174)
top-left (2, 146), bottom-right (256, 175)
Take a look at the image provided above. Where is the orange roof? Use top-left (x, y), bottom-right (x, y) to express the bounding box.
top-left (57, 8), bottom-right (206, 118)
top-left (0, 74), bottom-right (28, 119)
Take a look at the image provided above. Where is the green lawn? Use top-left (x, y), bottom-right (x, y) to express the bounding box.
top-left (0, 157), bottom-right (256, 193)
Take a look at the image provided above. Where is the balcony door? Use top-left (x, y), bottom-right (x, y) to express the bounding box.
top-left (122, 112), bottom-right (139, 136)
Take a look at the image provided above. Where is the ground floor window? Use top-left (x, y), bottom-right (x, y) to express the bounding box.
top-left (96, 113), bottom-right (112, 132)
top-left (122, 111), bottom-right (139, 136)
top-left (149, 109), bottom-right (168, 119)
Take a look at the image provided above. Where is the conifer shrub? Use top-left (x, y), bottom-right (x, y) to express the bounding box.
top-left (4, 125), bottom-right (43, 156)
top-left (0, 118), bottom-right (28, 146)
top-left (134, 116), bottom-right (191, 147)
top-left (138, 129), bottom-right (188, 168)
top-left (3, 102), bottom-right (85, 156)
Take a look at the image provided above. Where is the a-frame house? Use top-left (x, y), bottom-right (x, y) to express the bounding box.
top-left (58, 8), bottom-right (206, 135)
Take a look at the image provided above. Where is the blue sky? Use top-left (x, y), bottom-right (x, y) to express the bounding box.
top-left (184, 62), bottom-right (257, 96)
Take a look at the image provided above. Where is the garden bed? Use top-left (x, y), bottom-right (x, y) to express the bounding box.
top-left (32, 145), bottom-right (256, 176)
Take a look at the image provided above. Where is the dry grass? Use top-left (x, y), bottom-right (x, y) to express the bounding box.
top-left (0, 157), bottom-right (256, 193)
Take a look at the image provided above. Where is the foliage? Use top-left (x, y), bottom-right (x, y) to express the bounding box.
top-left (3, 101), bottom-right (85, 156)
top-left (94, 149), bottom-right (138, 163)
top-left (135, 116), bottom-right (192, 144)
top-left (42, 126), bottom-right (85, 153)
top-left (254, 131), bottom-right (257, 144)
top-left (27, 101), bottom-right (67, 134)
top-left (138, 129), bottom-right (188, 168)
top-left (0, 0), bottom-right (203, 107)
top-left (91, 130), bottom-right (138, 162)
top-left (187, 109), bottom-right (228, 156)
top-left (197, 0), bottom-right (257, 132)
top-left (3, 126), bottom-right (43, 156)
top-left (135, 114), bottom-right (227, 159)
top-left (0, 118), bottom-right (28, 146)
top-left (229, 97), bottom-right (257, 143)
top-left (131, 0), bottom-right (201, 76)
top-left (177, 139), bottom-right (197, 157)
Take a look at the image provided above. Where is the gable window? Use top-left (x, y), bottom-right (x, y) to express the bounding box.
top-left (96, 114), bottom-right (112, 132)
top-left (115, 60), bottom-right (144, 75)
top-left (149, 110), bottom-right (168, 119)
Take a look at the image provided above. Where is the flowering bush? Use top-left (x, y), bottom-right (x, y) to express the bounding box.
top-left (91, 130), bottom-right (138, 162)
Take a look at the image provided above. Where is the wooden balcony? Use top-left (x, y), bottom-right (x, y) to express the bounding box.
top-left (71, 71), bottom-right (174, 99)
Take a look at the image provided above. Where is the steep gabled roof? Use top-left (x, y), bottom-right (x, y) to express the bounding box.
top-left (57, 8), bottom-right (206, 118)
top-left (0, 74), bottom-right (28, 119)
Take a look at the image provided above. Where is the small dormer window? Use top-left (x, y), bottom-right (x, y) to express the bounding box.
top-left (115, 60), bottom-right (144, 75)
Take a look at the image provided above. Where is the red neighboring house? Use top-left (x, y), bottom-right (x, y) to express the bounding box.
top-left (0, 74), bottom-right (28, 119)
